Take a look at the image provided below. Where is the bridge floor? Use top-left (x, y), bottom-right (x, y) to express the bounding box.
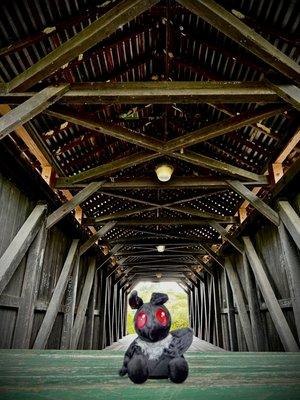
top-left (0, 349), bottom-right (299, 399)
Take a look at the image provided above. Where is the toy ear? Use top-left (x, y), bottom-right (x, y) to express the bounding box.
top-left (150, 292), bottom-right (168, 306)
top-left (129, 290), bottom-right (143, 309)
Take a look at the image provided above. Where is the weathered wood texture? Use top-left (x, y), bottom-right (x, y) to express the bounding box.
top-left (0, 174), bottom-right (121, 350)
top-left (0, 351), bottom-right (299, 399)
top-left (216, 195), bottom-right (300, 351)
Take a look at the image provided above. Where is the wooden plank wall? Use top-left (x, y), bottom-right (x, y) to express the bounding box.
top-left (215, 198), bottom-right (300, 351)
top-left (0, 173), bottom-right (127, 349)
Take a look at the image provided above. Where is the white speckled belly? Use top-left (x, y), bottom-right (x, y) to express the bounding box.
top-left (135, 335), bottom-right (173, 360)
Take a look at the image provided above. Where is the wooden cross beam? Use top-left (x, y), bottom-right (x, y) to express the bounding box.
top-left (210, 221), bottom-right (244, 254)
top-left (2, 81), bottom-right (281, 103)
top-left (89, 217), bottom-right (238, 226)
top-left (177, 0), bottom-right (300, 84)
top-left (267, 83), bottom-right (300, 111)
top-left (227, 180), bottom-right (280, 226)
top-left (56, 176), bottom-right (269, 190)
top-left (0, 85), bottom-right (69, 140)
top-left (6, 0), bottom-right (160, 92)
top-left (0, 204), bottom-right (47, 296)
top-left (46, 181), bottom-right (104, 229)
top-left (52, 105), bottom-right (278, 184)
top-left (243, 236), bottom-right (299, 352)
top-left (79, 221), bottom-right (116, 256)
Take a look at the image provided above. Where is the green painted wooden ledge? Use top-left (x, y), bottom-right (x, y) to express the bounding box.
top-left (0, 350), bottom-right (299, 399)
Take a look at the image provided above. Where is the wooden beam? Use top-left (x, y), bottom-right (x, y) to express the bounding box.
top-left (268, 84), bottom-right (300, 111)
top-left (45, 108), bottom-right (164, 153)
top-left (47, 104), bottom-right (283, 155)
top-left (33, 239), bottom-right (79, 349)
top-left (90, 217), bottom-right (237, 226)
top-left (243, 253), bottom-right (266, 351)
top-left (278, 201), bottom-right (300, 249)
top-left (278, 222), bottom-right (300, 341)
top-left (243, 236), bottom-right (299, 352)
top-left (46, 181), bottom-right (104, 229)
top-left (177, 152), bottom-right (263, 182)
top-left (71, 258), bottom-right (96, 349)
top-left (7, 0), bottom-right (160, 92)
top-left (60, 151), bottom-right (157, 184)
top-left (210, 221), bottom-right (244, 253)
top-left (79, 221), bottom-right (116, 256)
top-left (177, 0), bottom-right (300, 84)
top-left (164, 105), bottom-right (285, 152)
top-left (275, 127), bottom-right (300, 164)
top-left (85, 271), bottom-right (98, 349)
top-left (0, 204), bottom-right (47, 296)
top-left (224, 273), bottom-right (238, 350)
top-left (225, 258), bottom-right (254, 351)
top-left (56, 176), bottom-right (269, 190)
top-left (60, 256), bottom-right (79, 350)
top-left (2, 82), bottom-right (281, 103)
top-left (92, 212), bottom-right (237, 224)
top-left (227, 180), bottom-right (280, 225)
top-left (0, 85), bottom-right (69, 140)
top-left (12, 223), bottom-right (47, 348)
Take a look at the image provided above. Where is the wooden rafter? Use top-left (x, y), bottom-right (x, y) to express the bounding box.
top-left (6, 0), bottom-right (160, 92)
top-left (177, 0), bottom-right (300, 84)
top-left (0, 85), bottom-right (69, 140)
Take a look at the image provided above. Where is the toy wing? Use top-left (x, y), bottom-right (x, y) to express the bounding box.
top-left (168, 328), bottom-right (194, 357)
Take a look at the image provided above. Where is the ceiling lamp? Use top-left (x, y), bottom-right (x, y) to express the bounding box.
top-left (156, 272), bottom-right (162, 279)
top-left (156, 245), bottom-right (165, 253)
top-left (155, 164), bottom-right (174, 182)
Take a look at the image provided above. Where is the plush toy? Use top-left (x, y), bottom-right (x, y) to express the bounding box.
top-left (119, 290), bottom-right (193, 384)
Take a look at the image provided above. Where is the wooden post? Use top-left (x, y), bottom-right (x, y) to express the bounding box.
top-left (225, 258), bottom-right (255, 351)
top-left (60, 257), bottom-right (79, 350)
top-left (212, 273), bottom-right (223, 348)
top-left (243, 253), bottom-right (266, 351)
top-left (71, 258), bottom-right (96, 349)
top-left (225, 273), bottom-right (238, 351)
top-left (85, 271), bottom-right (98, 349)
top-left (0, 85), bottom-right (69, 140)
top-left (0, 204), bottom-right (47, 296)
top-left (278, 222), bottom-right (300, 342)
top-left (99, 267), bottom-right (108, 349)
top-left (33, 239), bottom-right (79, 349)
top-left (12, 223), bottom-right (47, 348)
top-left (278, 201), bottom-right (300, 250)
top-left (243, 236), bottom-right (299, 351)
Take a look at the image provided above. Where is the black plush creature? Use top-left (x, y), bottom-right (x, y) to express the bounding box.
top-left (119, 291), bottom-right (193, 384)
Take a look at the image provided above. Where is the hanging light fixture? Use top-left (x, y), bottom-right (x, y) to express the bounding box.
top-left (156, 245), bottom-right (165, 253)
top-left (155, 164), bottom-right (174, 182)
top-left (156, 272), bottom-right (162, 279)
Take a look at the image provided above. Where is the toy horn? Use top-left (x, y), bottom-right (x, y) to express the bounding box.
top-left (150, 292), bottom-right (168, 306)
top-left (129, 290), bottom-right (143, 309)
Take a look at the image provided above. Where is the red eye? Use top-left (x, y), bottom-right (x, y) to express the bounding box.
top-left (155, 308), bottom-right (168, 326)
top-left (136, 312), bottom-right (147, 329)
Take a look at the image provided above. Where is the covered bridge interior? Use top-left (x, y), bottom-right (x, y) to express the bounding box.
top-left (0, 0), bottom-right (300, 398)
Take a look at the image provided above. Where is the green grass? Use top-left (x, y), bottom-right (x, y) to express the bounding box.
top-left (127, 290), bottom-right (189, 334)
